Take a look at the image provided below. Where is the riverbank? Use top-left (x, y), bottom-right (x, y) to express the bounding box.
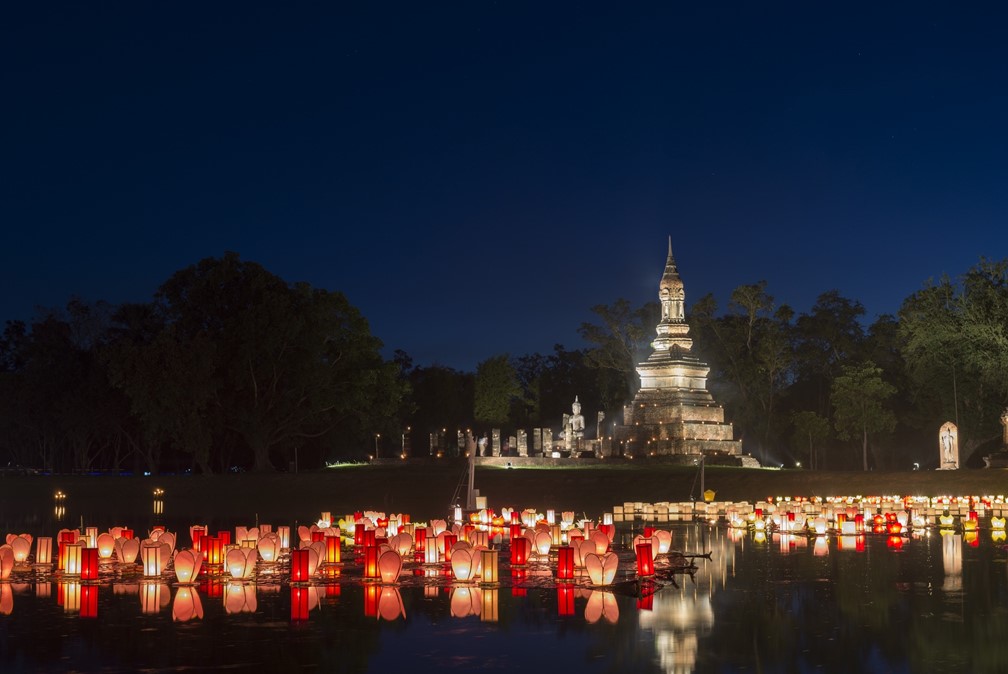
top-left (3, 461), bottom-right (1008, 529)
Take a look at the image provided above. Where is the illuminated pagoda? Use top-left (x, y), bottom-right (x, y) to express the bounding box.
top-left (613, 238), bottom-right (751, 464)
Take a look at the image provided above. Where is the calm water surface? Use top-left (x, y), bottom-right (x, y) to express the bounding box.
top-left (1, 520), bottom-right (1007, 673)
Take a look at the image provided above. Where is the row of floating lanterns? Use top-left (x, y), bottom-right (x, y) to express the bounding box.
top-left (1, 505), bottom-right (679, 589)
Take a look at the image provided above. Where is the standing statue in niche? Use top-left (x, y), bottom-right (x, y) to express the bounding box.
top-left (939, 421), bottom-right (959, 469)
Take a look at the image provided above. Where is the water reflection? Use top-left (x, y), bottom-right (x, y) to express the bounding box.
top-left (1, 523), bottom-right (1007, 673)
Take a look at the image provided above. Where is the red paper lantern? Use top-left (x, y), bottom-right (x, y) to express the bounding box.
top-left (443, 534), bottom-right (457, 562)
top-left (508, 524), bottom-right (522, 541)
top-left (414, 528), bottom-right (427, 552)
top-left (643, 526), bottom-right (655, 538)
top-left (325, 536), bottom-right (341, 564)
top-left (204, 536), bottom-right (223, 566)
top-left (217, 531), bottom-right (231, 546)
top-left (364, 546), bottom-right (380, 580)
top-left (636, 543), bottom-right (654, 577)
top-left (191, 527), bottom-right (205, 552)
top-left (80, 584), bottom-right (98, 618)
top-left (510, 537), bottom-right (530, 566)
top-left (569, 533), bottom-right (584, 547)
top-left (80, 547), bottom-right (99, 581)
top-left (120, 529), bottom-right (134, 540)
top-left (291, 549), bottom-right (310, 583)
top-left (291, 586), bottom-right (309, 622)
top-left (556, 546), bottom-right (574, 581)
top-left (312, 530), bottom-right (325, 543)
top-left (362, 529), bottom-right (377, 548)
top-left (557, 585), bottom-right (574, 616)
top-left (354, 525), bottom-right (365, 547)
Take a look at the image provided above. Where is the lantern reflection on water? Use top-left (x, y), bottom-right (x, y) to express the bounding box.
top-left (173, 586), bottom-right (204, 622)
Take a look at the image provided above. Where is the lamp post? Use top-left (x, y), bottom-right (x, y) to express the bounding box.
top-left (374, 433), bottom-right (380, 459)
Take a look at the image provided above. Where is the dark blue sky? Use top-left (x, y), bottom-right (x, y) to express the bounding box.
top-left (3, 3), bottom-right (1006, 371)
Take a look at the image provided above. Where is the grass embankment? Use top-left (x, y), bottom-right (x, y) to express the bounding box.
top-left (3, 461), bottom-right (1008, 528)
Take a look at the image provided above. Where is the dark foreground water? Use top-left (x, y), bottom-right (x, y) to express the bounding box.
top-left (1, 523), bottom-right (1007, 673)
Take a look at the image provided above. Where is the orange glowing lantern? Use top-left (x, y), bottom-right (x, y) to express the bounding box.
top-left (364, 546), bottom-right (380, 580)
top-left (585, 552), bottom-right (618, 587)
top-left (64, 542), bottom-right (83, 576)
top-left (325, 536), bottom-right (341, 564)
top-left (190, 526), bottom-right (205, 552)
top-left (96, 533), bottom-right (115, 560)
top-left (36, 537), bottom-right (53, 566)
top-left (424, 535), bottom-right (438, 564)
top-left (141, 543), bottom-right (162, 578)
top-left (480, 548), bottom-right (498, 584)
top-left (556, 545), bottom-right (574, 581)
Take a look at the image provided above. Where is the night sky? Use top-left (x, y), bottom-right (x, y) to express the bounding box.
top-left (3, 3), bottom-right (1006, 371)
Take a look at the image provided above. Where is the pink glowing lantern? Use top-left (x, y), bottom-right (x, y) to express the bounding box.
top-left (451, 548), bottom-right (477, 582)
top-left (173, 549), bottom-right (204, 584)
top-left (590, 529), bottom-right (609, 554)
top-left (378, 550), bottom-right (403, 584)
top-left (584, 552), bottom-right (618, 587)
top-left (533, 531), bottom-right (552, 557)
top-left (116, 537), bottom-right (140, 565)
top-left (0, 546), bottom-right (14, 580)
top-left (96, 533), bottom-right (115, 560)
top-left (9, 535), bottom-right (31, 564)
top-left (258, 533), bottom-right (281, 563)
top-left (225, 547), bottom-right (257, 580)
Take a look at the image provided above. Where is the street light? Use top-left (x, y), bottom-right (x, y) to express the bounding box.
top-left (375, 433), bottom-right (380, 458)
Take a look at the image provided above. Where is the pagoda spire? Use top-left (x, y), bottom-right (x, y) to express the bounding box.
top-left (652, 237), bottom-right (692, 354)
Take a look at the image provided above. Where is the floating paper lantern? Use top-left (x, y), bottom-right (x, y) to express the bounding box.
top-left (378, 550), bottom-right (402, 584)
top-left (80, 547), bottom-right (99, 581)
top-left (636, 543), bottom-right (654, 577)
top-left (64, 542), bottom-right (83, 576)
top-left (190, 526), bottom-right (206, 552)
top-left (173, 586), bottom-right (204, 622)
top-left (291, 549), bottom-right (310, 582)
top-left (258, 533), bottom-right (281, 563)
top-left (480, 548), bottom-right (498, 584)
top-left (140, 543), bottom-right (162, 578)
top-left (442, 533), bottom-right (458, 562)
top-left (424, 535), bottom-right (439, 564)
top-left (389, 532), bottom-right (413, 557)
top-left (584, 552), bottom-right (618, 587)
top-left (533, 531), bottom-right (552, 557)
top-left (173, 549), bottom-right (203, 584)
top-left (9, 535), bottom-right (31, 564)
top-left (510, 537), bottom-right (530, 566)
top-left (0, 546), bottom-right (13, 580)
top-left (276, 526), bottom-right (291, 550)
top-left (225, 547), bottom-right (257, 580)
top-left (654, 529), bottom-right (673, 555)
top-left (451, 548), bottom-right (476, 582)
top-left (556, 546), bottom-right (574, 580)
top-left (590, 529), bottom-right (609, 555)
top-left (203, 536), bottom-right (223, 566)
top-left (36, 537), bottom-right (53, 566)
top-left (324, 535), bottom-right (341, 564)
top-left (95, 533), bottom-right (115, 560)
top-left (993, 517), bottom-right (1007, 530)
top-left (116, 537), bottom-right (140, 565)
top-left (363, 546), bottom-right (380, 580)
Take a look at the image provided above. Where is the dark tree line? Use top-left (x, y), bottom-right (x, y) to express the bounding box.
top-left (2, 254), bottom-right (1005, 472)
